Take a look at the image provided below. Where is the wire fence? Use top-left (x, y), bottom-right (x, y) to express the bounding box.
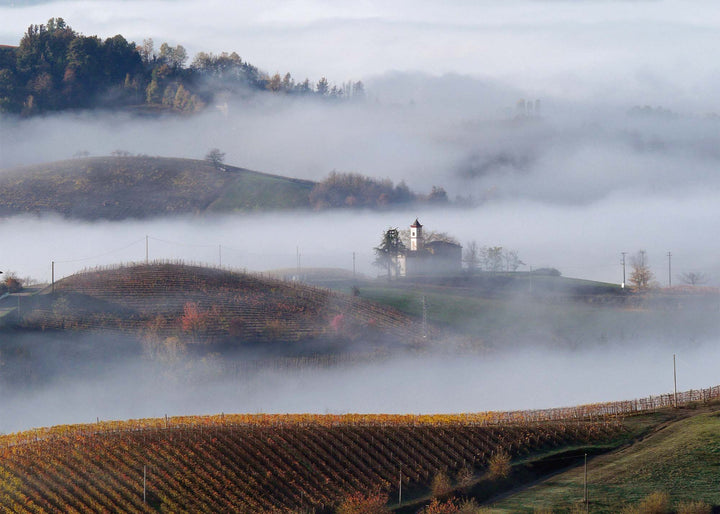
top-left (2, 384), bottom-right (718, 449)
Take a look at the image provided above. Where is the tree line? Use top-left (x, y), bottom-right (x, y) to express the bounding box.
top-left (0, 17), bottom-right (365, 115)
top-left (308, 171), bottom-right (448, 210)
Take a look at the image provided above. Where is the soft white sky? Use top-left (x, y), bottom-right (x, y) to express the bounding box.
top-left (2, 0), bottom-right (720, 109)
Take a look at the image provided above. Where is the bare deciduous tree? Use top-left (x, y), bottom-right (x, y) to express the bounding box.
top-left (463, 240), bottom-right (480, 273)
top-left (484, 246), bottom-right (504, 273)
top-left (680, 271), bottom-right (709, 286)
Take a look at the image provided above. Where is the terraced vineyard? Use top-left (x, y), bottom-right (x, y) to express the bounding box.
top-left (16, 262), bottom-right (425, 344)
top-left (0, 414), bottom-right (622, 513)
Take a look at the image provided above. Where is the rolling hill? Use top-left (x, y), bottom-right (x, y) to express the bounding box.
top-left (2, 388), bottom-right (719, 513)
top-left (0, 413), bottom-right (623, 513)
top-left (490, 405), bottom-right (720, 512)
top-left (7, 262), bottom-right (426, 347)
top-left (0, 156), bottom-right (315, 220)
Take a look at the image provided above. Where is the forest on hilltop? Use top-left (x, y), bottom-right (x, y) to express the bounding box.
top-left (0, 17), bottom-right (365, 115)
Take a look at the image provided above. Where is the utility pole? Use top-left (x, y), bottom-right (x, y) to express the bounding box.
top-left (398, 467), bottom-right (402, 505)
top-left (584, 453), bottom-right (588, 512)
top-left (352, 252), bottom-right (356, 280)
top-left (621, 252), bottom-right (626, 288)
top-left (296, 246), bottom-right (301, 277)
top-left (51, 261), bottom-right (55, 293)
top-left (529, 265), bottom-right (533, 294)
top-left (422, 295), bottom-right (428, 339)
top-left (145, 235), bottom-right (149, 264)
top-left (219, 244), bottom-right (222, 268)
top-left (667, 252), bottom-right (672, 287)
top-left (673, 354), bottom-right (678, 408)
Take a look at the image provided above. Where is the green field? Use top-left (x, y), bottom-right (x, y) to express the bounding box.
top-left (488, 406), bottom-right (720, 512)
top-left (353, 275), bottom-right (719, 352)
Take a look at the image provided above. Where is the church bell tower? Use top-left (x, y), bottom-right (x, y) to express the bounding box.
top-left (410, 218), bottom-right (423, 252)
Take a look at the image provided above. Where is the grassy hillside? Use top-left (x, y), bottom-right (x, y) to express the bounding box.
top-left (0, 156), bottom-right (315, 220)
top-left (355, 277), bottom-right (720, 351)
top-left (490, 405), bottom-right (720, 512)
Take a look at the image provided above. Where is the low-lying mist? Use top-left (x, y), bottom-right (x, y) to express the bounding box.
top-left (2, 333), bottom-right (717, 434)
top-left (3, 0), bottom-right (720, 437)
top-left (2, 194), bottom-right (720, 286)
top-left (3, 73), bottom-right (720, 205)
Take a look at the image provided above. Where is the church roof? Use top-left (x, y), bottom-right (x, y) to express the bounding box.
top-left (425, 240), bottom-right (462, 248)
top-left (410, 218), bottom-right (422, 228)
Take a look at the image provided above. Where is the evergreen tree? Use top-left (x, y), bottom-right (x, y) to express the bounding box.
top-left (374, 228), bottom-right (405, 280)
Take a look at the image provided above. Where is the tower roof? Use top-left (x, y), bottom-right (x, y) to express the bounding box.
top-left (410, 218), bottom-right (422, 228)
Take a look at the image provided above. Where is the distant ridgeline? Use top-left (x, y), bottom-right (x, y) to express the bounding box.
top-left (0, 17), bottom-right (366, 115)
top-left (0, 157), bottom-right (450, 219)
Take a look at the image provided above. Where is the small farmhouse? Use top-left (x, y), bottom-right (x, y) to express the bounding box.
top-left (396, 219), bottom-right (462, 277)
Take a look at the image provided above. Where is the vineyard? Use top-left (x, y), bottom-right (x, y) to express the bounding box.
top-left (15, 262), bottom-right (426, 345)
top-left (2, 383), bottom-right (719, 512)
top-left (0, 413), bottom-right (622, 513)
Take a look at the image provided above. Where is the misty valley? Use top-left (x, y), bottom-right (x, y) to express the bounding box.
top-left (2, 239), bottom-right (719, 422)
top-left (3, 5), bottom-right (720, 512)
top-left (2, 248), bottom-right (720, 512)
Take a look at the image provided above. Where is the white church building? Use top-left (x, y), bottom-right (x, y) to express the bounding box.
top-left (396, 219), bottom-right (462, 277)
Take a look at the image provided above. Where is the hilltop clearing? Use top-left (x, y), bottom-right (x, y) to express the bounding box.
top-left (0, 156), bottom-right (314, 220)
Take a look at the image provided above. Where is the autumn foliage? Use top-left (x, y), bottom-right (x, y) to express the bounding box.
top-left (0, 413), bottom-right (621, 513)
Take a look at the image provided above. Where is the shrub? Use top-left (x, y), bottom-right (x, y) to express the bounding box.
top-left (487, 450), bottom-right (511, 480)
top-left (0, 273), bottom-right (22, 293)
top-left (677, 501), bottom-right (712, 514)
top-left (335, 490), bottom-right (389, 514)
top-left (457, 498), bottom-right (492, 513)
top-left (420, 498), bottom-right (459, 514)
top-left (431, 471), bottom-right (452, 498)
top-left (455, 466), bottom-right (473, 488)
top-left (181, 301), bottom-right (210, 342)
top-left (621, 491), bottom-right (671, 514)
top-left (533, 267), bottom-right (561, 277)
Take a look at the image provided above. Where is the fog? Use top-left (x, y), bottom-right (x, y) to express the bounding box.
top-left (3, 0), bottom-right (720, 432)
top-left (2, 198), bottom-right (720, 286)
top-left (2, 337), bottom-right (718, 434)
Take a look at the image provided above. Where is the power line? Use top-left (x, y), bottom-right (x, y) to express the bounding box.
top-left (54, 238), bottom-right (146, 264)
top-left (147, 236), bottom-right (218, 249)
